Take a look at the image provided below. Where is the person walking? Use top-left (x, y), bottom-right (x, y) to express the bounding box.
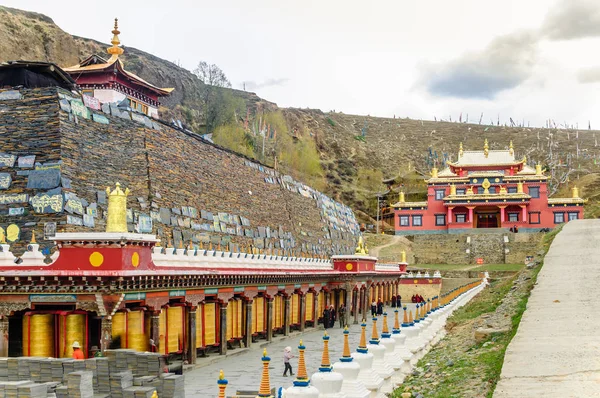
top-left (338, 304), bottom-right (346, 328)
top-left (283, 347), bottom-right (295, 377)
top-left (371, 300), bottom-right (377, 317)
top-left (323, 306), bottom-right (331, 329)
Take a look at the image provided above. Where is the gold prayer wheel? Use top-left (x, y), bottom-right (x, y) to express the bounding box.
top-left (59, 313), bottom-right (86, 358)
top-left (23, 314), bottom-right (55, 357)
top-left (166, 306), bottom-right (183, 353)
top-left (127, 310), bottom-right (149, 352)
top-left (112, 312), bottom-right (126, 348)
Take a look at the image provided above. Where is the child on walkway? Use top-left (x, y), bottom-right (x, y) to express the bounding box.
top-left (283, 346), bottom-right (295, 377)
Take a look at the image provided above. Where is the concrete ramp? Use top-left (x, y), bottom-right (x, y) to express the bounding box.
top-left (494, 220), bottom-right (600, 397)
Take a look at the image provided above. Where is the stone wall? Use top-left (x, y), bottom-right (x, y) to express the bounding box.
top-left (411, 231), bottom-right (543, 265)
top-left (0, 87), bottom-right (360, 255)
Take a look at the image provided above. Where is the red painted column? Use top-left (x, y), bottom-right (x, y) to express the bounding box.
top-left (500, 207), bottom-right (506, 223)
top-left (521, 206), bottom-right (527, 223)
top-left (468, 207), bottom-right (474, 223)
top-left (447, 207), bottom-right (453, 223)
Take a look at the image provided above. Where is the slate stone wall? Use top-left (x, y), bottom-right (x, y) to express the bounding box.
top-left (0, 87), bottom-right (359, 256)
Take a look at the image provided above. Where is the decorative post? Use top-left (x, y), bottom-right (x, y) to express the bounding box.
top-left (219, 303), bottom-right (228, 355)
top-left (188, 306), bottom-right (197, 364)
top-left (284, 296), bottom-right (291, 336)
top-left (150, 312), bottom-right (160, 354)
top-left (217, 370), bottom-right (228, 398)
top-left (299, 294), bottom-right (306, 332)
top-left (312, 292), bottom-right (319, 328)
top-left (245, 300), bottom-right (253, 348)
top-left (258, 349), bottom-right (273, 398)
top-left (353, 289), bottom-right (359, 325)
top-left (101, 317), bottom-right (113, 352)
top-left (266, 298), bottom-right (273, 342)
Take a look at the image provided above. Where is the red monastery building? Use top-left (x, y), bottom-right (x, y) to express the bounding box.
top-left (386, 140), bottom-right (585, 234)
top-left (64, 19), bottom-right (173, 118)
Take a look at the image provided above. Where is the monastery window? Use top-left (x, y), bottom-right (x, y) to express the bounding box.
top-left (529, 212), bottom-right (541, 224)
top-left (508, 213), bottom-right (519, 222)
top-left (508, 187), bottom-right (518, 194)
top-left (400, 215), bottom-right (410, 226)
top-left (455, 214), bottom-right (466, 223)
top-left (568, 212), bottom-right (579, 221)
top-left (412, 215), bottom-right (422, 226)
top-left (554, 212), bottom-right (565, 224)
top-left (435, 189), bottom-right (445, 200)
top-left (456, 188), bottom-right (466, 195)
top-left (529, 186), bottom-right (540, 198)
top-left (435, 214), bottom-right (446, 226)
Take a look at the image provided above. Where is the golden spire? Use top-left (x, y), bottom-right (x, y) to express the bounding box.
top-left (517, 181), bottom-right (524, 193)
top-left (370, 317), bottom-right (379, 343)
top-left (535, 164), bottom-right (543, 176)
top-left (459, 142), bottom-right (464, 158)
top-left (430, 167), bottom-right (438, 179)
top-left (399, 191), bottom-right (405, 203)
top-left (509, 140), bottom-right (514, 156)
top-left (319, 332), bottom-right (332, 371)
top-left (107, 18), bottom-right (124, 59)
top-left (572, 186), bottom-right (580, 198)
top-left (393, 309), bottom-right (400, 333)
top-left (483, 139), bottom-right (489, 158)
top-left (381, 312), bottom-right (390, 337)
top-left (450, 184), bottom-right (456, 195)
top-left (408, 308), bottom-right (414, 324)
top-left (297, 340), bottom-right (308, 380)
top-left (342, 326), bottom-right (352, 359)
top-left (522, 155), bottom-right (527, 165)
top-left (402, 306), bottom-right (409, 326)
top-left (30, 231), bottom-right (36, 244)
top-left (105, 182), bottom-right (130, 233)
top-left (401, 250), bottom-right (406, 263)
top-left (499, 185), bottom-right (507, 195)
top-left (217, 369), bottom-right (228, 398)
top-left (357, 322), bottom-right (368, 353)
top-left (355, 236), bottom-right (367, 255)
top-left (258, 349), bottom-right (273, 397)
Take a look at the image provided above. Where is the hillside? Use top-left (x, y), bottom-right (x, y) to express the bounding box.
top-left (2, 5), bottom-right (600, 221)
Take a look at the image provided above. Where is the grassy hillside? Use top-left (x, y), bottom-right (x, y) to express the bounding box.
top-left (2, 5), bottom-right (599, 221)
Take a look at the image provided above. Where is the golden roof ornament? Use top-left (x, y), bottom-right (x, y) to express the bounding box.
top-left (399, 191), bottom-right (405, 203)
top-left (535, 164), bottom-right (543, 176)
top-left (522, 155), bottom-right (527, 166)
top-left (107, 18), bottom-right (124, 59)
top-left (355, 236), bottom-right (367, 255)
top-left (459, 142), bottom-right (464, 158)
top-left (401, 250), bottom-right (406, 263)
top-left (466, 186), bottom-right (474, 195)
top-left (517, 181), bottom-right (524, 193)
top-left (105, 182), bottom-right (130, 233)
top-left (430, 167), bottom-right (438, 179)
top-left (572, 186), bottom-right (580, 198)
top-left (499, 186), bottom-right (507, 195)
top-left (483, 139), bottom-right (489, 158)
top-left (482, 178), bottom-right (491, 194)
top-left (509, 140), bottom-right (514, 156)
top-left (450, 184), bottom-right (456, 195)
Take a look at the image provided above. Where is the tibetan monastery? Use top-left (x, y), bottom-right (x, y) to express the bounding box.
top-left (386, 140), bottom-right (585, 234)
top-left (64, 19), bottom-right (173, 118)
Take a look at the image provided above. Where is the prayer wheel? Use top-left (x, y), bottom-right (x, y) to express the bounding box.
top-left (59, 313), bottom-right (86, 358)
top-left (305, 293), bottom-right (314, 322)
top-left (226, 301), bottom-right (234, 341)
top-left (203, 303), bottom-right (216, 346)
top-left (127, 310), bottom-right (148, 352)
top-left (317, 292), bottom-right (324, 319)
top-left (166, 306), bottom-right (183, 353)
top-left (112, 312), bottom-right (126, 348)
top-left (196, 305), bottom-right (204, 348)
top-left (23, 314), bottom-right (55, 357)
top-left (291, 294), bottom-right (299, 324)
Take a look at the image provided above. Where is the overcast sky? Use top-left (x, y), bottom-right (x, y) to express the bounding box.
top-left (4, 0), bottom-right (600, 128)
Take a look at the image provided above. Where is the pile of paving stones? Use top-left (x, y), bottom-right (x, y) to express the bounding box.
top-left (0, 350), bottom-right (185, 397)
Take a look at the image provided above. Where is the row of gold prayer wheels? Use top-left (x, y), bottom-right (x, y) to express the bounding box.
top-left (23, 312), bottom-right (88, 358)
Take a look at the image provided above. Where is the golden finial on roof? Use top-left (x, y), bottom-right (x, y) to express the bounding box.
top-left (499, 186), bottom-right (507, 195)
top-left (535, 164), bottom-right (543, 176)
top-left (572, 186), bottom-right (580, 198)
top-left (355, 236), bottom-right (367, 255)
top-left (401, 250), bottom-right (406, 263)
top-left (393, 309), bottom-right (400, 331)
top-left (509, 140), bottom-right (514, 156)
top-left (522, 155), bottom-right (527, 165)
top-left (466, 186), bottom-right (474, 195)
top-left (399, 191), bottom-right (405, 203)
top-left (107, 18), bottom-right (124, 59)
top-left (484, 139), bottom-right (489, 158)
top-left (30, 231), bottom-right (36, 244)
top-left (517, 181), bottom-right (524, 193)
top-left (430, 167), bottom-right (438, 179)
top-left (296, 340), bottom-right (309, 382)
top-left (450, 184), bottom-right (456, 195)
top-left (459, 142), bottom-right (464, 158)
top-left (105, 182), bottom-right (130, 233)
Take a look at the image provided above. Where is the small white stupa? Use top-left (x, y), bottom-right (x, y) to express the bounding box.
top-left (351, 322), bottom-right (384, 398)
top-left (310, 332), bottom-right (346, 398)
top-left (332, 327), bottom-right (370, 398)
top-left (366, 317), bottom-right (394, 395)
top-left (391, 308), bottom-right (413, 380)
top-left (280, 341), bottom-right (319, 398)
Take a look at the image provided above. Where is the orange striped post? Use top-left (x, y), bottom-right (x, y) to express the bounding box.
top-left (369, 317), bottom-right (380, 344)
top-left (319, 332), bottom-right (332, 372)
top-left (357, 322), bottom-right (368, 354)
top-left (217, 369), bottom-right (227, 398)
top-left (257, 349), bottom-right (273, 397)
top-left (393, 309), bottom-right (401, 334)
top-left (341, 326), bottom-right (352, 360)
top-left (295, 340), bottom-right (309, 385)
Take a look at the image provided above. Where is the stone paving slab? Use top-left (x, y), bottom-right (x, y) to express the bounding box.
top-left (185, 304), bottom-right (419, 398)
top-left (494, 220), bottom-right (600, 398)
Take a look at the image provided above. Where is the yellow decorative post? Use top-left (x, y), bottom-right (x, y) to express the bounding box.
top-left (509, 140), bottom-right (514, 156)
top-left (381, 312), bottom-right (390, 337)
top-left (399, 191), bottom-right (405, 203)
top-left (30, 231), bottom-right (37, 244)
top-left (297, 340), bottom-right (309, 381)
top-left (484, 139), bottom-right (489, 158)
top-left (105, 183), bottom-right (130, 233)
top-left (357, 322), bottom-right (368, 354)
top-left (393, 309), bottom-right (401, 334)
top-left (572, 186), bottom-right (580, 198)
top-left (402, 306), bottom-right (410, 327)
top-left (370, 317), bottom-right (379, 344)
top-left (257, 349), bottom-right (273, 398)
top-left (407, 308), bottom-right (414, 325)
top-left (535, 164), bottom-right (543, 176)
top-left (517, 181), bottom-right (524, 193)
top-left (401, 250), bottom-right (406, 263)
top-left (217, 369), bottom-right (228, 398)
top-left (342, 326), bottom-right (352, 359)
top-left (319, 332), bottom-right (332, 371)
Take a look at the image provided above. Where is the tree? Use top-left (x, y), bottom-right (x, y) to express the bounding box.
top-left (193, 61), bottom-right (233, 132)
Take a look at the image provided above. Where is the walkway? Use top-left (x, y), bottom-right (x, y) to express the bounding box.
top-left (186, 304), bottom-right (418, 398)
top-left (494, 220), bottom-right (600, 397)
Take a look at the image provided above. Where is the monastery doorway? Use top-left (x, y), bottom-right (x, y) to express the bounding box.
top-left (475, 207), bottom-right (500, 228)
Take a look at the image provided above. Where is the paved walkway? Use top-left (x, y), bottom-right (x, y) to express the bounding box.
top-left (494, 220), bottom-right (600, 397)
top-left (185, 304), bottom-right (418, 397)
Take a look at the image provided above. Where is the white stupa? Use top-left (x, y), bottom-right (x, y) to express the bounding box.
top-left (351, 322), bottom-right (385, 398)
top-left (332, 327), bottom-right (370, 398)
top-left (366, 317), bottom-right (394, 395)
top-left (392, 308), bottom-right (413, 380)
top-left (310, 332), bottom-right (346, 398)
top-left (280, 341), bottom-right (320, 398)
